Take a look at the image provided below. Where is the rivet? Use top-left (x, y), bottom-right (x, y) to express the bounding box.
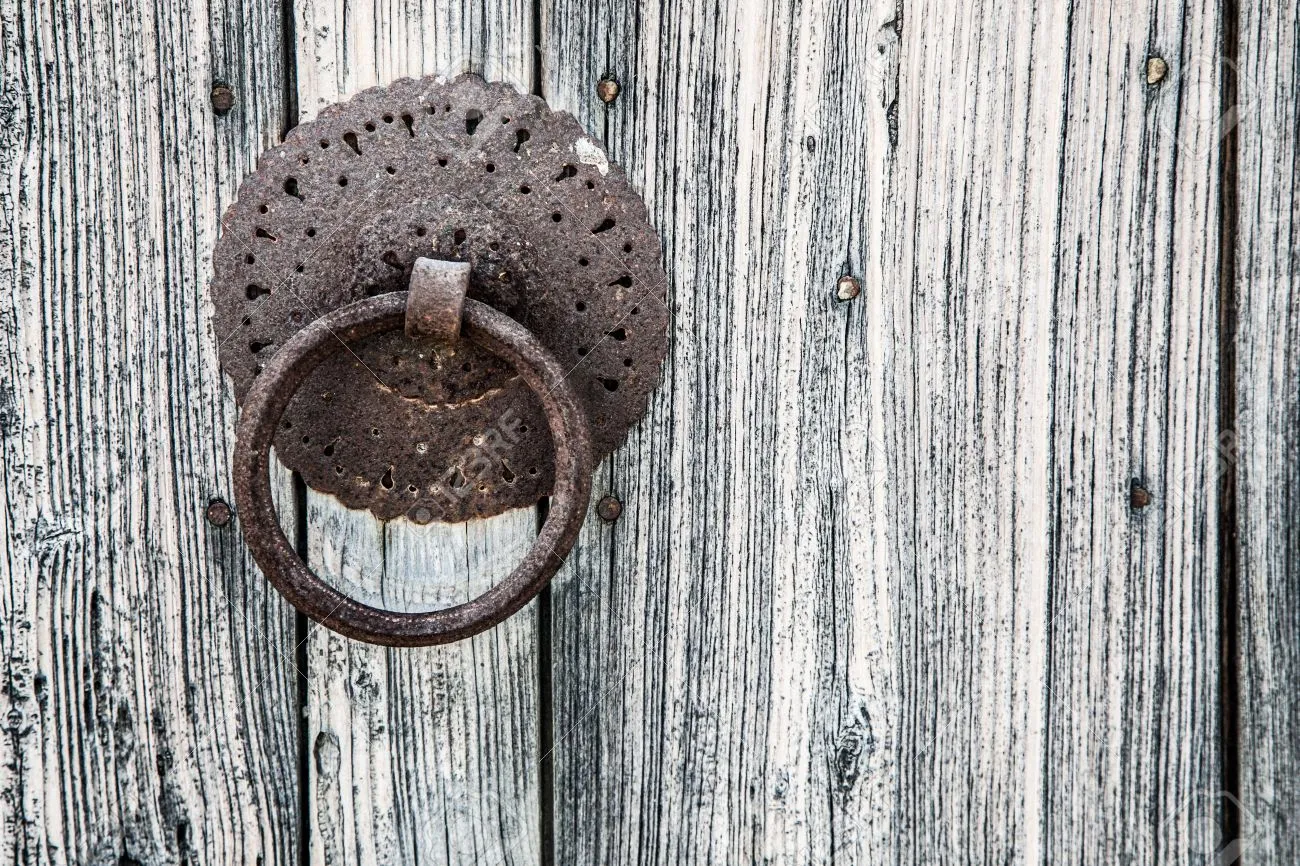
top-left (596, 494), bottom-right (623, 523)
top-left (596, 75), bottom-right (621, 104)
top-left (1130, 480), bottom-right (1152, 510)
top-left (1145, 56), bottom-right (1168, 86)
top-left (836, 274), bottom-right (861, 302)
top-left (210, 82), bottom-right (236, 116)
top-left (205, 498), bottom-right (233, 527)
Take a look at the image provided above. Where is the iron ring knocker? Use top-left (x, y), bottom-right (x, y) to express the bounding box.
top-left (211, 74), bottom-right (669, 645)
top-left (232, 277), bottom-right (593, 647)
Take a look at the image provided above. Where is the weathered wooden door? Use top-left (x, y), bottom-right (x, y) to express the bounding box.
top-left (4, 0), bottom-right (1298, 862)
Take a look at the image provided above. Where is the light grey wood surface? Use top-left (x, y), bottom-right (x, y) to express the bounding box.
top-left (541, 0), bottom-right (1226, 862)
top-left (291, 3), bottom-right (541, 864)
top-left (3, 0), bottom-right (1299, 863)
top-left (0, 0), bottom-right (299, 864)
top-left (1235, 0), bottom-right (1300, 860)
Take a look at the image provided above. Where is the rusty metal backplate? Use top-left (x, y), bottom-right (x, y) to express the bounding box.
top-left (210, 74), bottom-right (668, 523)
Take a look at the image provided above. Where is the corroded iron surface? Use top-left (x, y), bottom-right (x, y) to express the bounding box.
top-left (232, 293), bottom-right (593, 646)
top-left (211, 74), bottom-right (667, 522)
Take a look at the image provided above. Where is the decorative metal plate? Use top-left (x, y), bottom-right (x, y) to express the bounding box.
top-left (211, 74), bottom-right (668, 523)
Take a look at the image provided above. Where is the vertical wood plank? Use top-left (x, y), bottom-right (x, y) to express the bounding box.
top-left (0, 0), bottom-right (299, 863)
top-left (543, 0), bottom-right (1224, 863)
top-left (291, 3), bottom-right (540, 864)
top-left (542, 0), bottom-right (903, 862)
top-left (1235, 1), bottom-right (1300, 860)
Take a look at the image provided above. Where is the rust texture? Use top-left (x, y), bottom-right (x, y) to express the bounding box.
top-left (406, 257), bottom-right (470, 341)
top-left (210, 73), bottom-right (668, 523)
top-left (232, 293), bottom-right (593, 646)
top-left (596, 494), bottom-right (623, 522)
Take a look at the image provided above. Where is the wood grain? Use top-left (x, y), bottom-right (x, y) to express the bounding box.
top-left (541, 0), bottom-right (1224, 861)
top-left (0, 0), bottom-right (299, 863)
top-left (543, 0), bottom-right (904, 861)
top-left (1235, 1), bottom-right (1300, 860)
top-left (291, 3), bottom-right (541, 863)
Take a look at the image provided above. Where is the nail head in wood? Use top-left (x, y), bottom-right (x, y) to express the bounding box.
top-left (1130, 480), bottom-right (1152, 509)
top-left (406, 257), bottom-right (471, 341)
top-left (205, 498), bottom-right (233, 526)
top-left (210, 82), bottom-right (235, 115)
top-left (596, 75), bottom-right (621, 104)
top-left (836, 274), bottom-right (862, 302)
top-left (1145, 56), bottom-right (1168, 85)
top-left (596, 494), bottom-right (623, 523)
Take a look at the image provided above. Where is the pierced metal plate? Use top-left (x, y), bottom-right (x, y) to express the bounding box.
top-left (211, 74), bottom-right (668, 523)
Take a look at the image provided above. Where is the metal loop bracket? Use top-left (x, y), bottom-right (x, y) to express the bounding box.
top-left (231, 291), bottom-right (593, 646)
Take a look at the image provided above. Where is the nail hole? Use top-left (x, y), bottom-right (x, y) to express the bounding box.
top-left (415, 226), bottom-right (427, 236)
top-left (335, 465), bottom-right (344, 474)
top-left (370, 427), bottom-right (380, 437)
top-left (401, 113), bottom-right (415, 136)
top-left (385, 165), bottom-right (397, 174)
top-left (255, 227), bottom-right (277, 240)
top-left (623, 357), bottom-right (634, 366)
top-left (249, 340), bottom-right (270, 353)
top-left (607, 327), bottom-right (627, 341)
top-left (485, 162), bottom-right (495, 172)
top-left (554, 164), bottom-right (577, 181)
top-left (585, 180), bottom-right (595, 189)
top-left (461, 362), bottom-right (472, 372)
top-left (258, 204), bottom-right (269, 214)
top-left (323, 441), bottom-right (336, 457)
top-left (488, 241), bottom-right (499, 250)
top-left (501, 464), bottom-right (516, 482)
top-left (552, 212), bottom-right (563, 222)
top-left (337, 176), bottom-right (348, 186)
top-left (631, 306), bottom-right (640, 315)
top-left (592, 217), bottom-right (616, 234)
top-left (609, 274), bottom-right (633, 288)
top-left (623, 242), bottom-right (633, 252)
top-left (438, 157), bottom-right (448, 167)
top-left (365, 122), bottom-right (376, 131)
top-left (575, 301), bottom-right (587, 311)
top-left (408, 484), bottom-right (418, 493)
top-left (578, 257), bottom-right (589, 266)
top-left (245, 253), bottom-right (256, 264)
top-left (577, 346), bottom-right (589, 356)
top-left (519, 425), bottom-right (529, 433)
top-left (514, 129), bottom-right (530, 152)
top-left (519, 184), bottom-right (531, 194)
top-left (301, 435), bottom-right (310, 444)
top-left (343, 131), bottom-right (361, 154)
top-left (319, 139), bottom-right (330, 148)
top-left (245, 284), bottom-right (270, 300)
top-left (305, 227), bottom-right (316, 237)
top-left (382, 113), bottom-right (394, 123)
top-left (599, 377), bottom-right (620, 392)
top-left (454, 229), bottom-right (466, 245)
top-left (380, 468), bottom-right (394, 489)
top-left (528, 467), bottom-right (538, 476)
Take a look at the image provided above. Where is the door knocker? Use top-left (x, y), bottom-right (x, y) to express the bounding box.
top-left (210, 74), bottom-right (668, 646)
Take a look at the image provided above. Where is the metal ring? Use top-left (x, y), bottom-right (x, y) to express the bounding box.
top-left (232, 292), bottom-right (593, 646)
